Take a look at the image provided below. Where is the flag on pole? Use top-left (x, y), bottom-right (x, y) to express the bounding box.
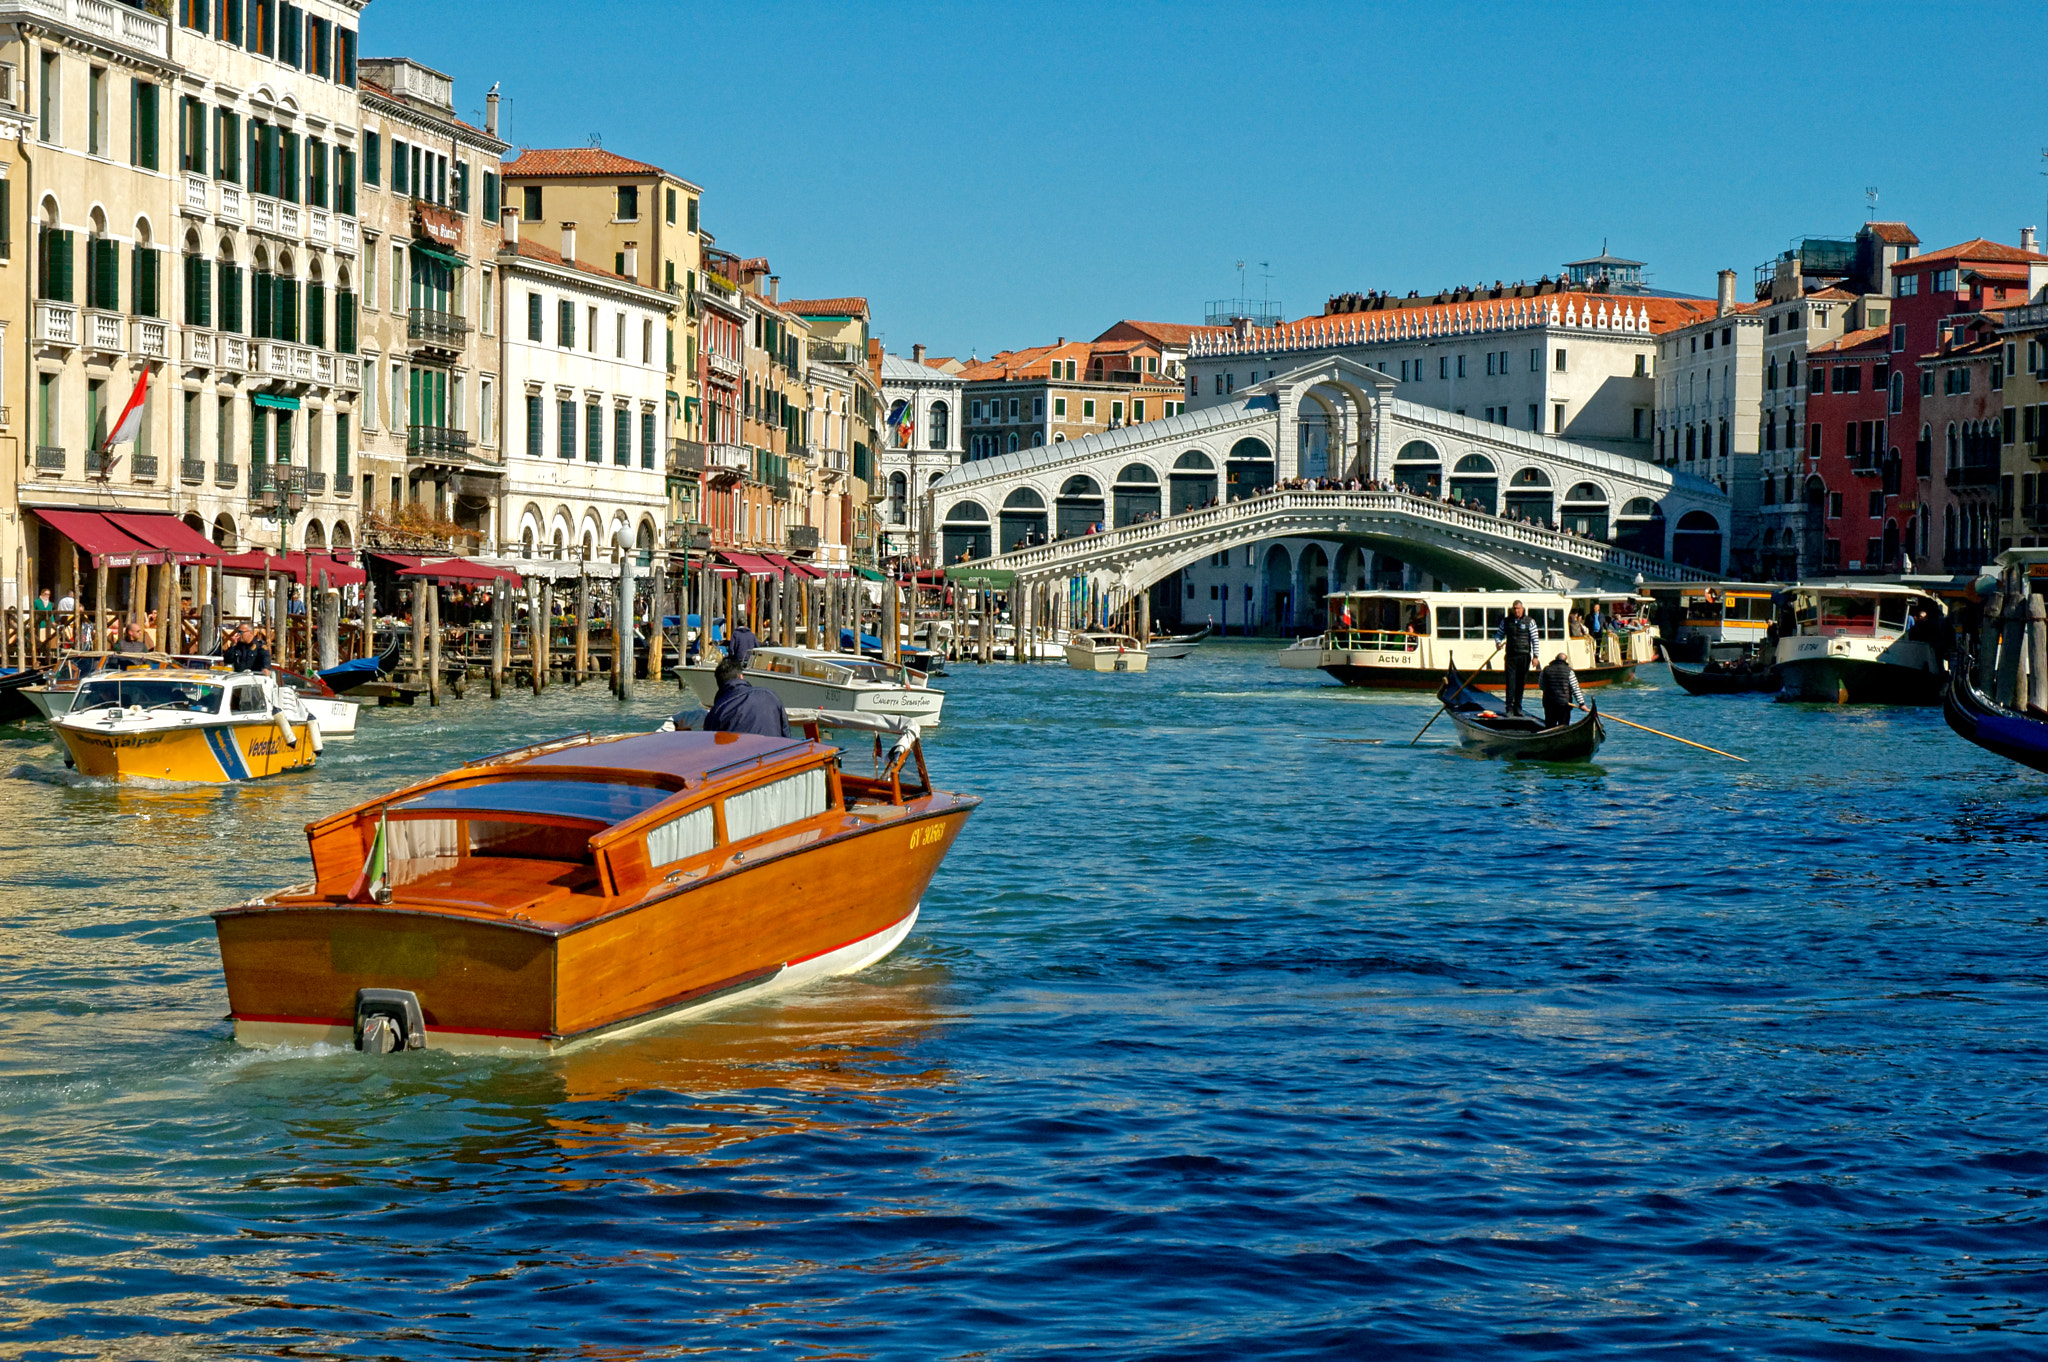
top-left (347, 805), bottom-right (393, 904)
top-left (101, 366), bottom-right (152, 455)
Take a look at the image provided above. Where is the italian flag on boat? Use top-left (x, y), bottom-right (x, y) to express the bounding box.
top-left (348, 806), bottom-right (392, 904)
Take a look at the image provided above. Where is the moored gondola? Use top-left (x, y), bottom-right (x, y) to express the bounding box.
top-left (1435, 661), bottom-right (1604, 760)
top-left (1944, 654), bottom-right (2048, 774)
top-left (1662, 647), bottom-right (1779, 696)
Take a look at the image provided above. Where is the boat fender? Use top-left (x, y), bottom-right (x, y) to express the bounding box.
top-left (353, 988), bottom-right (427, 1053)
top-left (307, 717), bottom-right (324, 754)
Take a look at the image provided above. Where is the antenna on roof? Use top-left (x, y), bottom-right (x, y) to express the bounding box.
top-left (1259, 261), bottom-right (1272, 303)
top-left (1865, 186), bottom-right (1879, 220)
top-left (587, 132), bottom-right (602, 149)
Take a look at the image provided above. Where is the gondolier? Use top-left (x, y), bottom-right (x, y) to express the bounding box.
top-left (1538, 652), bottom-right (1586, 730)
top-left (1493, 600), bottom-right (1542, 715)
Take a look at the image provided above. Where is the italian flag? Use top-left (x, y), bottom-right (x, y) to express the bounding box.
top-left (102, 366), bottom-right (152, 453)
top-left (348, 807), bottom-right (392, 904)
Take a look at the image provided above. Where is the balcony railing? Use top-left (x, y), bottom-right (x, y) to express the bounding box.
top-left (251, 463), bottom-right (307, 513)
top-left (407, 425), bottom-right (474, 462)
top-left (806, 340), bottom-right (861, 364)
top-left (1946, 463), bottom-right (1999, 489)
top-left (668, 438), bottom-right (708, 472)
top-left (131, 453), bottom-right (158, 481)
top-left (183, 174), bottom-right (208, 214)
top-left (85, 448), bottom-right (109, 476)
top-left (181, 456), bottom-right (206, 483)
top-left (787, 524), bottom-right (821, 550)
top-left (220, 335), bottom-right (253, 372)
top-left (132, 319), bottom-right (168, 361)
top-left (408, 308), bottom-right (470, 349)
top-left (218, 185), bottom-right (244, 225)
top-left (12, 0), bottom-right (169, 57)
top-left (85, 309), bottom-right (123, 352)
top-left (214, 461), bottom-right (237, 487)
top-left (707, 349), bottom-right (741, 380)
top-left (33, 301), bottom-right (77, 347)
top-left (335, 476), bottom-right (352, 498)
top-left (182, 329), bottom-right (215, 366)
top-left (306, 470), bottom-right (327, 496)
top-left (35, 445), bottom-right (64, 471)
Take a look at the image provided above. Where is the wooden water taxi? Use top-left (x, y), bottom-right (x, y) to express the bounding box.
top-left (51, 668), bottom-right (320, 782)
top-left (1436, 661), bottom-right (1604, 760)
top-left (212, 715), bottom-right (978, 1053)
top-left (1318, 589), bottom-right (1656, 690)
top-left (1773, 582), bottom-right (1944, 704)
top-left (1640, 582), bottom-right (1779, 663)
top-left (682, 646), bottom-right (946, 725)
top-left (1064, 631), bottom-right (1148, 672)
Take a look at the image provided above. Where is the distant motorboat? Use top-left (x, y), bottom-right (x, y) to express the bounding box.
top-left (1145, 625), bottom-right (1211, 660)
top-left (1275, 635), bottom-right (1325, 670)
top-left (1064, 632), bottom-right (1148, 673)
top-left (683, 647), bottom-right (946, 725)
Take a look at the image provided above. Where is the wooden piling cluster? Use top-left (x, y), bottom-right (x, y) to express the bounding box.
top-left (1977, 578), bottom-right (2048, 712)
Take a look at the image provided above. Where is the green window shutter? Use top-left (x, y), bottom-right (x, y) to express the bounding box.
top-left (307, 282), bottom-right (324, 348)
top-left (336, 415), bottom-right (349, 478)
top-left (338, 150), bottom-right (355, 214)
top-left (56, 230), bottom-right (75, 303)
top-left (337, 290), bottom-right (355, 353)
top-left (559, 299), bottom-right (574, 348)
top-left (281, 131), bottom-right (298, 203)
top-left (363, 130), bottom-right (379, 187)
top-left (527, 395), bottom-right (543, 457)
top-left (251, 403), bottom-right (268, 474)
top-left (392, 138), bottom-right (407, 195)
top-left (137, 82), bottom-right (158, 170)
top-left (219, 265), bottom-right (240, 333)
top-left (614, 407), bottom-right (629, 466)
top-left (642, 411), bottom-right (655, 469)
top-left (527, 292), bottom-right (542, 341)
top-left (252, 270), bottom-right (272, 338)
top-left (483, 172), bottom-right (499, 223)
top-left (558, 400), bottom-right (574, 460)
top-left (226, 0), bottom-right (243, 44)
top-left (586, 403), bottom-right (601, 463)
top-left (281, 278), bottom-right (298, 342)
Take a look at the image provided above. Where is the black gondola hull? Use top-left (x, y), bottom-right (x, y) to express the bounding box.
top-left (1436, 662), bottom-right (1604, 760)
top-left (1945, 659), bottom-right (2048, 774)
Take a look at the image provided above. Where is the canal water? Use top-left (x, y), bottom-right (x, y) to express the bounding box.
top-left (3, 643), bottom-right (2045, 1358)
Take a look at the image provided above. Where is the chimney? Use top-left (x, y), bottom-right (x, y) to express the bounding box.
top-left (622, 241), bottom-right (639, 278)
top-left (2025, 227), bottom-right (2039, 254)
top-left (769, 274), bottom-right (780, 302)
top-left (501, 208), bottom-right (519, 248)
top-left (1057, 336), bottom-right (1065, 346)
top-left (1716, 269), bottom-right (1736, 315)
top-left (559, 220), bottom-right (577, 265)
top-left (485, 86), bottom-right (499, 137)
top-left (912, 343), bottom-right (926, 364)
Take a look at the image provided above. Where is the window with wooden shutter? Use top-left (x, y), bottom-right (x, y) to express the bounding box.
top-left (392, 138), bottom-right (408, 195)
top-left (221, 0), bottom-right (243, 45)
top-left (336, 415), bottom-right (349, 479)
top-left (131, 245), bottom-right (160, 318)
top-left (39, 227), bottom-right (74, 303)
top-left (252, 270), bottom-right (272, 338)
top-left (337, 149), bottom-right (355, 214)
top-left (527, 292), bottom-right (542, 342)
top-left (307, 138), bottom-right (325, 208)
top-left (220, 265), bottom-right (242, 333)
top-left (558, 400), bottom-right (575, 460)
top-left (131, 80), bottom-right (159, 170)
top-left (483, 171), bottom-right (499, 223)
top-left (586, 402), bottom-right (602, 463)
top-left (278, 277), bottom-right (299, 343)
top-left (527, 394), bottom-right (543, 458)
top-left (453, 162), bottom-right (468, 214)
top-left (614, 407), bottom-right (630, 466)
top-left (362, 130), bottom-right (379, 187)
top-left (281, 131), bottom-right (299, 203)
top-left (559, 299), bottom-right (574, 349)
top-left (185, 255), bottom-right (212, 326)
top-left (306, 282), bottom-right (325, 348)
top-left (338, 27), bottom-right (356, 87)
top-left (216, 109), bottom-right (239, 183)
top-left (336, 290), bottom-right (355, 353)
top-left (642, 411), bottom-right (655, 469)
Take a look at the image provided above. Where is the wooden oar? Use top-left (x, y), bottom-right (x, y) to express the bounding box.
top-left (1600, 710), bottom-right (1748, 762)
top-left (1412, 644), bottom-right (1501, 744)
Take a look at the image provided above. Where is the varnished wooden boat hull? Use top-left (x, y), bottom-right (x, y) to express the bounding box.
top-left (214, 803), bottom-right (973, 1052)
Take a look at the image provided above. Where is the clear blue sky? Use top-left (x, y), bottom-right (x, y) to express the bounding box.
top-left (373, 0), bottom-right (2048, 361)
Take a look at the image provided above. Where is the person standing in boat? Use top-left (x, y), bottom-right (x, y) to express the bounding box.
top-left (728, 607), bottom-right (758, 668)
top-left (221, 622), bottom-right (271, 673)
top-left (1538, 652), bottom-right (1587, 730)
top-left (1494, 600), bottom-right (1542, 716)
top-left (695, 655), bottom-right (790, 738)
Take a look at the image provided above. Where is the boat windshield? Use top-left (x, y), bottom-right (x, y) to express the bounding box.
top-left (1801, 594), bottom-right (1908, 635)
top-left (73, 677), bottom-right (224, 713)
top-left (393, 779), bottom-right (674, 825)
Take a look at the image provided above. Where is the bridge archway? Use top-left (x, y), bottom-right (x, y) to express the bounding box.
top-left (1394, 440), bottom-right (1441, 496)
top-left (1505, 467), bottom-right (1554, 524)
top-left (1000, 487), bottom-right (1046, 551)
top-left (1261, 544), bottom-right (1293, 632)
top-left (1170, 451), bottom-right (1216, 512)
top-left (1227, 437), bottom-right (1274, 500)
top-left (1113, 462), bottom-right (1161, 527)
top-left (1449, 453), bottom-right (1497, 511)
top-left (1335, 543), bottom-right (1370, 593)
top-left (943, 499), bottom-right (991, 562)
top-left (1294, 543), bottom-right (1330, 632)
top-left (1055, 475), bottom-right (1104, 538)
top-left (1616, 498), bottom-right (1663, 557)
top-left (1561, 482), bottom-right (1609, 540)
top-left (1670, 510), bottom-right (1722, 571)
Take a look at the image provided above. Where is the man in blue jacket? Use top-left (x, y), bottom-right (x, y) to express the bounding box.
top-left (696, 655), bottom-right (788, 738)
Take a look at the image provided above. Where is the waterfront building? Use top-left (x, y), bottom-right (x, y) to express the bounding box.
top-left (1750, 225), bottom-right (1916, 577)
top-left (734, 265), bottom-right (804, 559)
top-left (877, 344), bottom-right (962, 566)
top-left (1917, 312), bottom-right (2007, 572)
top-left (1092, 319), bottom-right (1194, 384)
top-left (1650, 271), bottom-right (1764, 573)
top-left (1876, 235), bottom-right (2048, 574)
top-left (492, 212), bottom-right (674, 567)
top-left (8, 0), bottom-right (369, 619)
top-left (1999, 292), bottom-right (2048, 549)
top-left (354, 56), bottom-right (508, 547)
top-left (1803, 326), bottom-right (1896, 572)
top-left (785, 295), bottom-right (882, 568)
top-left (961, 338), bottom-right (1185, 462)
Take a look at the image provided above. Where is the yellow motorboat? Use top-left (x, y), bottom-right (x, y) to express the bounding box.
top-left (52, 668), bottom-right (321, 782)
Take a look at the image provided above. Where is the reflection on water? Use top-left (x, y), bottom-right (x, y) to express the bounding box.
top-left (4, 648), bottom-right (2048, 1355)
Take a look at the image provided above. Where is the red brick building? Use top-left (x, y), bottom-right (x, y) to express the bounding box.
top-left (1804, 328), bottom-right (1895, 571)
top-left (1919, 317), bottom-right (2006, 571)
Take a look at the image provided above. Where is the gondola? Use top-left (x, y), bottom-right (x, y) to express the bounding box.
top-left (1436, 661), bottom-right (1603, 760)
top-left (0, 666), bottom-right (48, 723)
top-left (316, 637), bottom-right (403, 694)
top-left (1662, 647), bottom-right (1780, 696)
top-left (1944, 654), bottom-right (2048, 774)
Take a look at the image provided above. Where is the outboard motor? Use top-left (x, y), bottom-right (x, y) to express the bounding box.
top-left (353, 988), bottom-right (427, 1053)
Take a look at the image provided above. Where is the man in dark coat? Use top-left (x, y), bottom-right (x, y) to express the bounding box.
top-left (1538, 651), bottom-right (1587, 730)
top-left (696, 656), bottom-right (788, 738)
top-left (221, 622), bottom-right (271, 673)
top-left (727, 608), bottom-right (758, 667)
top-left (1493, 600), bottom-right (1542, 716)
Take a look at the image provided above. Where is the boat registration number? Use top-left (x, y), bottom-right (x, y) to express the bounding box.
top-left (909, 823), bottom-right (946, 850)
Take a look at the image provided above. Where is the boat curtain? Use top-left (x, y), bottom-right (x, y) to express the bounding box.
top-left (647, 807), bottom-right (714, 868)
top-left (389, 817), bottom-right (458, 883)
top-left (723, 770), bottom-right (826, 844)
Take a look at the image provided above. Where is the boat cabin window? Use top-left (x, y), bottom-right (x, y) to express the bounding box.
top-left (231, 685), bottom-right (268, 714)
top-left (1878, 597), bottom-right (1910, 630)
top-left (841, 661), bottom-right (899, 683)
top-left (796, 656), bottom-right (842, 680)
top-left (74, 677), bottom-right (223, 712)
top-left (760, 653), bottom-right (802, 676)
top-left (723, 767), bottom-right (828, 842)
top-left (1804, 596), bottom-right (1879, 634)
top-left (1437, 606), bottom-right (1487, 640)
top-left (647, 806), bottom-right (715, 867)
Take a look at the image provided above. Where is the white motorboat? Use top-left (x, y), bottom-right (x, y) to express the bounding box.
top-left (1145, 626), bottom-right (1211, 660)
top-left (51, 669), bottom-right (321, 782)
top-left (1276, 635), bottom-right (1325, 670)
top-left (683, 647), bottom-right (946, 725)
top-left (1064, 632), bottom-right (1148, 673)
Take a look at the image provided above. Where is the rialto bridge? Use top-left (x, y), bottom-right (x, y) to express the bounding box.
top-left (924, 356), bottom-right (1728, 597)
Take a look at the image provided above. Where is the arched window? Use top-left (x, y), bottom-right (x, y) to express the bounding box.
top-left (888, 471), bottom-right (907, 524)
top-left (1889, 371), bottom-right (1904, 414)
top-left (928, 400), bottom-right (949, 450)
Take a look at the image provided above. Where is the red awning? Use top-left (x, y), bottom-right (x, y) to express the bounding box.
top-left (363, 551), bottom-right (424, 571)
top-left (397, 558), bottom-right (523, 588)
top-left (31, 508), bottom-right (161, 567)
top-left (718, 552), bottom-right (778, 578)
top-left (778, 557), bottom-right (826, 580)
top-left (219, 551), bottom-right (368, 586)
top-left (103, 512), bottom-right (224, 565)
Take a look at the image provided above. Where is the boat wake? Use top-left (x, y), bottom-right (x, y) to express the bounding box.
top-left (5, 763), bottom-right (224, 792)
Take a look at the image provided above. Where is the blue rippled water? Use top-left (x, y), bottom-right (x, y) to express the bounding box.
top-left (3, 642), bottom-right (2047, 1358)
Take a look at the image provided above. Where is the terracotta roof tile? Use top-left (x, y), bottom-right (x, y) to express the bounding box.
top-left (1808, 327), bottom-right (1889, 355)
top-left (1867, 221), bottom-right (1920, 245)
top-left (1902, 238), bottom-right (2048, 268)
top-left (503, 147), bottom-right (668, 180)
top-left (497, 236), bottom-right (641, 287)
top-left (1093, 319), bottom-right (1199, 346)
top-left (783, 297), bottom-right (869, 317)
